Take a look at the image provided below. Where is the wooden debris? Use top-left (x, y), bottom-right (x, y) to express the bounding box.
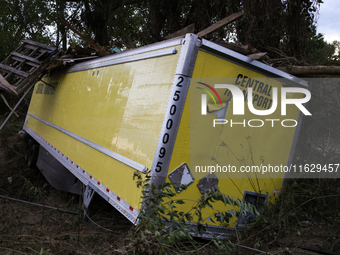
top-left (0, 39), bottom-right (57, 95)
top-left (248, 52), bottom-right (268, 60)
top-left (0, 74), bottom-right (18, 95)
top-left (1, 94), bottom-right (19, 117)
top-left (211, 40), bottom-right (248, 55)
top-left (165, 23), bottom-right (195, 39)
top-left (198, 12), bottom-right (244, 37)
top-left (277, 66), bottom-right (340, 75)
top-left (52, 13), bottom-right (108, 56)
top-left (242, 44), bottom-right (260, 54)
top-left (46, 42), bottom-right (102, 71)
top-left (67, 43), bottom-right (96, 55)
top-left (46, 62), bottom-right (64, 71)
top-left (0, 83), bottom-right (35, 131)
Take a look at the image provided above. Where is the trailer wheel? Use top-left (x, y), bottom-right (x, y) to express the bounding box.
top-left (25, 139), bottom-right (34, 162)
top-left (27, 144), bottom-right (39, 168)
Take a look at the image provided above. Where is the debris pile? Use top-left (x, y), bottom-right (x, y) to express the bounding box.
top-left (0, 11), bottom-right (339, 105)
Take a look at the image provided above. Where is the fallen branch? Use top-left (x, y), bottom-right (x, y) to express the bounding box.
top-left (211, 40), bottom-right (248, 55)
top-left (277, 66), bottom-right (340, 75)
top-left (247, 52), bottom-right (267, 60)
top-left (198, 12), bottom-right (244, 37)
top-left (267, 57), bottom-right (298, 64)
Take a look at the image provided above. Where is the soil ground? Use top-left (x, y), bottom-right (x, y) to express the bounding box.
top-left (0, 131), bottom-right (132, 255)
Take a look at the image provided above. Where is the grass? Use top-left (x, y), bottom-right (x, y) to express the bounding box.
top-left (237, 178), bottom-right (340, 253)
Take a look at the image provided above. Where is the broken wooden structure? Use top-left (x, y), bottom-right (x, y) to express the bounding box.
top-left (0, 40), bottom-right (58, 95)
top-left (0, 11), bottom-right (339, 101)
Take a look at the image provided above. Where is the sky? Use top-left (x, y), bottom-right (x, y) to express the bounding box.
top-left (316, 0), bottom-right (340, 43)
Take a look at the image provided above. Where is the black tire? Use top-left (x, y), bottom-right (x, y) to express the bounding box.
top-left (25, 139), bottom-right (34, 162)
top-left (27, 144), bottom-right (39, 168)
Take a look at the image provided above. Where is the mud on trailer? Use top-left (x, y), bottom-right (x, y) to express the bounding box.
top-left (22, 34), bottom-right (307, 237)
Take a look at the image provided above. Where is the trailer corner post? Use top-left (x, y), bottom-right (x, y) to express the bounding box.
top-left (150, 34), bottom-right (201, 188)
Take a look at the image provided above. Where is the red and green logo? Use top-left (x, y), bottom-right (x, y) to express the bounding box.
top-left (196, 82), bottom-right (222, 106)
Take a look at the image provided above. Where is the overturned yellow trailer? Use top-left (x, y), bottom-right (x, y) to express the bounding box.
top-left (23, 34), bottom-right (308, 236)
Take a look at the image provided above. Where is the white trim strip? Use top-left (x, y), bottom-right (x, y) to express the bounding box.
top-left (66, 47), bottom-right (178, 74)
top-left (27, 112), bottom-right (147, 173)
top-left (150, 34), bottom-right (200, 188)
top-left (23, 125), bottom-right (140, 224)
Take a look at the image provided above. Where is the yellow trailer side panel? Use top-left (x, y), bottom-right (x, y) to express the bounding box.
top-left (166, 50), bottom-right (301, 227)
top-left (26, 46), bottom-right (181, 209)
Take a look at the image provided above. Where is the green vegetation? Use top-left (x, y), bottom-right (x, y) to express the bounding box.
top-left (0, 0), bottom-right (54, 60)
top-left (120, 171), bottom-right (258, 254)
top-left (0, 0), bottom-right (339, 64)
top-left (239, 178), bottom-right (340, 253)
